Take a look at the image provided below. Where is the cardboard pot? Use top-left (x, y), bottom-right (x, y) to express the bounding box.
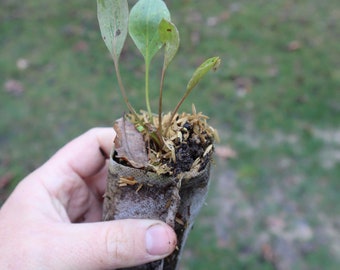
top-left (102, 117), bottom-right (214, 270)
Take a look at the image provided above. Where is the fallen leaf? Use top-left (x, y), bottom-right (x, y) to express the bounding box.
top-left (73, 40), bottom-right (89, 52)
top-left (206, 16), bottom-right (219, 27)
top-left (113, 117), bottom-right (148, 168)
top-left (219, 11), bottom-right (230, 21)
top-left (261, 243), bottom-right (276, 263)
top-left (234, 77), bottom-right (252, 97)
top-left (4, 80), bottom-right (24, 95)
top-left (190, 30), bottom-right (200, 45)
top-left (206, 11), bottom-right (230, 27)
top-left (0, 173), bottom-right (13, 189)
top-left (215, 145), bottom-right (237, 159)
top-left (16, 58), bottom-right (29, 70)
top-left (288, 40), bottom-right (302, 51)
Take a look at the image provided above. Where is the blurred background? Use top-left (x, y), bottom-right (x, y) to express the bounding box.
top-left (1, 0), bottom-right (339, 269)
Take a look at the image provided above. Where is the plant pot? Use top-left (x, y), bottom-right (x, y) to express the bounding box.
top-left (103, 117), bottom-right (214, 269)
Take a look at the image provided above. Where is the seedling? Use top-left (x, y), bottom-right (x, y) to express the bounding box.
top-left (97, 0), bottom-right (220, 165)
top-left (98, 1), bottom-right (220, 268)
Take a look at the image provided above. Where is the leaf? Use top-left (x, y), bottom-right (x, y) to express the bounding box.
top-left (186, 57), bottom-right (221, 92)
top-left (159, 18), bottom-right (180, 69)
top-left (167, 57), bottom-right (221, 124)
top-left (97, 0), bottom-right (129, 61)
top-left (128, 0), bottom-right (171, 65)
top-left (113, 117), bottom-right (148, 169)
top-left (0, 173), bottom-right (13, 189)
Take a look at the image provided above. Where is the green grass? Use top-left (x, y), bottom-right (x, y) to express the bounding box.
top-left (1, 0), bottom-right (340, 268)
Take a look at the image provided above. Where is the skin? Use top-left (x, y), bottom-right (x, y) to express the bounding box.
top-left (0, 128), bottom-right (177, 270)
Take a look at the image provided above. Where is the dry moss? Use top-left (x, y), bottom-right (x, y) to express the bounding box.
top-left (122, 105), bottom-right (219, 176)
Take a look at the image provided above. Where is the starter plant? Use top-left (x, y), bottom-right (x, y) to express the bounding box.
top-left (97, 0), bottom-right (220, 269)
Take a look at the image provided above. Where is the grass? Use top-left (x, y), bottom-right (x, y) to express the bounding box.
top-left (1, 0), bottom-right (340, 269)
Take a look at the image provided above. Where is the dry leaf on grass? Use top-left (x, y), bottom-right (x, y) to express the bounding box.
top-left (287, 40), bottom-right (302, 51)
top-left (215, 145), bottom-right (237, 159)
top-left (4, 80), bottom-right (24, 95)
top-left (0, 173), bottom-right (13, 189)
top-left (16, 58), bottom-right (29, 70)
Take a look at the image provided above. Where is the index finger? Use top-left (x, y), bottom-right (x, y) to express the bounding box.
top-left (13, 128), bottom-right (115, 222)
top-left (47, 127), bottom-right (115, 179)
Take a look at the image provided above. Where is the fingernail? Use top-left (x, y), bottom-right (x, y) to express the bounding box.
top-left (146, 223), bottom-right (175, 256)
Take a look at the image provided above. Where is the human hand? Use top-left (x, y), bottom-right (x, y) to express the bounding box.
top-left (0, 128), bottom-right (177, 269)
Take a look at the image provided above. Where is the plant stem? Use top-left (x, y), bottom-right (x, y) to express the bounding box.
top-left (113, 58), bottom-right (137, 116)
top-left (145, 60), bottom-right (152, 119)
top-left (158, 64), bottom-right (166, 137)
top-left (165, 87), bottom-right (191, 135)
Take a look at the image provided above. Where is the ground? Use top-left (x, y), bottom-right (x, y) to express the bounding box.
top-left (1, 0), bottom-right (340, 269)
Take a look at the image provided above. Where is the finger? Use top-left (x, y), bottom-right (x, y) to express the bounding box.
top-left (47, 127), bottom-right (115, 180)
top-left (83, 159), bottom-right (110, 199)
top-left (30, 128), bottom-right (115, 221)
top-left (8, 171), bottom-right (103, 223)
top-left (48, 220), bottom-right (177, 269)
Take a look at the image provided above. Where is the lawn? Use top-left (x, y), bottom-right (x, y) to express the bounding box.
top-left (1, 0), bottom-right (340, 269)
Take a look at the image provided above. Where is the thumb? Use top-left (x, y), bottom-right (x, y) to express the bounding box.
top-left (52, 219), bottom-right (177, 270)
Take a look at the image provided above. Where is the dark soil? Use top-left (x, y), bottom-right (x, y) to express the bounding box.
top-left (169, 123), bottom-right (214, 176)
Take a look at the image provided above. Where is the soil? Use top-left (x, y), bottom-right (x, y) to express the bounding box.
top-left (169, 122), bottom-right (213, 176)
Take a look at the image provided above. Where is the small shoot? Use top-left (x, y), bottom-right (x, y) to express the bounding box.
top-left (158, 18), bottom-right (180, 136)
top-left (165, 56), bottom-right (221, 133)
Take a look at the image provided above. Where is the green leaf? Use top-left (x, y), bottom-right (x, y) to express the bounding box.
top-left (128, 0), bottom-right (170, 65)
top-left (167, 57), bottom-right (221, 129)
top-left (186, 57), bottom-right (221, 92)
top-left (97, 0), bottom-right (137, 116)
top-left (97, 0), bottom-right (128, 61)
top-left (159, 19), bottom-right (180, 69)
